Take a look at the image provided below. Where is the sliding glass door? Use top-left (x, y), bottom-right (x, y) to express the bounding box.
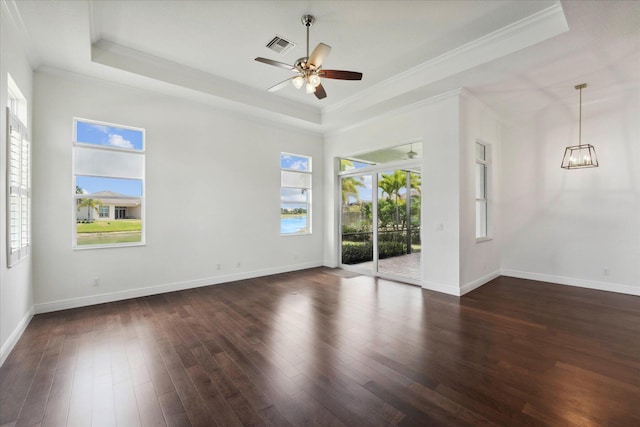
top-left (340, 173), bottom-right (374, 270)
top-left (377, 169), bottom-right (421, 281)
top-left (340, 164), bottom-right (421, 283)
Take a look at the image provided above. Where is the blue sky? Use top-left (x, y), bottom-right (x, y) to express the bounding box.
top-left (281, 153), bottom-right (310, 171)
top-left (76, 120), bottom-right (143, 150)
top-left (75, 120), bottom-right (144, 197)
top-left (343, 170), bottom-right (415, 203)
top-left (76, 176), bottom-right (142, 197)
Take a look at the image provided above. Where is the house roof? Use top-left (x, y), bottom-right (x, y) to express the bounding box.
top-left (85, 191), bottom-right (141, 207)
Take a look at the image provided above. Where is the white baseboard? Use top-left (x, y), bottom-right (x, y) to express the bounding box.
top-left (0, 307), bottom-right (34, 367)
top-left (422, 280), bottom-right (462, 296)
top-left (422, 270), bottom-right (501, 297)
top-left (501, 269), bottom-right (640, 296)
top-left (460, 270), bottom-right (501, 296)
top-left (35, 261), bottom-right (324, 314)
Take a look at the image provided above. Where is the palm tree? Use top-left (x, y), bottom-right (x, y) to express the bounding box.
top-left (75, 185), bottom-right (85, 207)
top-left (340, 159), bottom-right (365, 206)
top-left (341, 176), bottom-right (364, 205)
top-left (378, 170), bottom-right (421, 230)
top-left (78, 197), bottom-right (102, 222)
top-left (379, 170), bottom-right (421, 199)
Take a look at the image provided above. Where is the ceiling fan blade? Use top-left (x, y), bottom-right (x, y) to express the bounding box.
top-left (308, 43), bottom-right (331, 69)
top-left (314, 83), bottom-right (327, 100)
top-left (319, 70), bottom-right (363, 80)
top-left (267, 78), bottom-right (293, 92)
top-left (255, 57), bottom-right (295, 71)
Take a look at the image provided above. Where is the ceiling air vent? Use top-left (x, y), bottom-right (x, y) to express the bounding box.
top-left (266, 35), bottom-right (295, 54)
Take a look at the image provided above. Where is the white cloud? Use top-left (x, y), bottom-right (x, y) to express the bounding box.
top-left (290, 160), bottom-right (307, 170)
top-left (108, 134), bottom-right (134, 149)
top-left (362, 175), bottom-right (373, 189)
top-left (89, 124), bottom-right (109, 134)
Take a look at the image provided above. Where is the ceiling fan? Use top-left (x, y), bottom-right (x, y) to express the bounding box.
top-left (255, 15), bottom-right (363, 100)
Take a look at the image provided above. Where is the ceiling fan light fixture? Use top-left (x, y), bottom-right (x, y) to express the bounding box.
top-left (406, 144), bottom-right (418, 159)
top-left (308, 73), bottom-right (322, 87)
top-left (305, 82), bottom-right (316, 93)
top-left (255, 14), bottom-right (363, 100)
top-left (292, 75), bottom-right (304, 89)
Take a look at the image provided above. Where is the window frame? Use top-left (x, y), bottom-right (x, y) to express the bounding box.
top-left (6, 74), bottom-right (30, 268)
top-left (6, 107), bottom-right (30, 267)
top-left (280, 152), bottom-right (312, 236)
top-left (475, 141), bottom-right (492, 242)
top-left (98, 205), bottom-right (110, 218)
top-left (72, 117), bottom-right (146, 249)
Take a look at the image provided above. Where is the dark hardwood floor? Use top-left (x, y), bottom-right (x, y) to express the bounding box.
top-left (1, 268), bottom-right (639, 426)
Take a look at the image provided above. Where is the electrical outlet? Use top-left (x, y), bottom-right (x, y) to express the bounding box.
top-left (93, 278), bottom-right (101, 287)
top-left (236, 262), bottom-right (241, 268)
top-left (603, 267), bottom-right (610, 276)
top-left (216, 263), bottom-right (221, 270)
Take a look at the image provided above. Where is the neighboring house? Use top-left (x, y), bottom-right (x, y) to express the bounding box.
top-left (77, 190), bottom-right (142, 221)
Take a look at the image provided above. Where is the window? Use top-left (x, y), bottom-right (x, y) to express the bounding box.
top-left (280, 153), bottom-right (311, 235)
top-left (6, 74), bottom-right (30, 267)
top-left (475, 141), bottom-right (491, 240)
top-left (73, 118), bottom-right (145, 248)
top-left (98, 206), bottom-right (109, 218)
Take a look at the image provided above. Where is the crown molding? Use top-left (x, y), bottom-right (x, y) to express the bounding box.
top-left (91, 39), bottom-right (323, 129)
top-left (37, 65), bottom-right (324, 138)
top-left (1, 0), bottom-right (41, 67)
top-left (322, 2), bottom-right (568, 128)
top-left (324, 88), bottom-right (464, 138)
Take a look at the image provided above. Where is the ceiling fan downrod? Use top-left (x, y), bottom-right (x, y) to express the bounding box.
top-left (302, 15), bottom-right (315, 61)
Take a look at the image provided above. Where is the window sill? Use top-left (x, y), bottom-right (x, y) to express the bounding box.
top-left (73, 242), bottom-right (146, 250)
top-left (476, 237), bottom-right (493, 244)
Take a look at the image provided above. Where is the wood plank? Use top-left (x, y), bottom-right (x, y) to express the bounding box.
top-left (1, 270), bottom-right (638, 426)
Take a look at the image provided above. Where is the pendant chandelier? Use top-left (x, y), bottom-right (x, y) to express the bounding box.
top-left (561, 83), bottom-right (598, 169)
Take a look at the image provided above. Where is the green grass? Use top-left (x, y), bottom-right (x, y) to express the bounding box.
top-left (76, 220), bottom-right (142, 246)
top-left (77, 232), bottom-right (142, 246)
top-left (77, 219), bottom-right (141, 233)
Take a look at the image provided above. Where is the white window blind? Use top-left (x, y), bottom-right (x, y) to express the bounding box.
top-left (74, 145), bottom-right (144, 179)
top-left (7, 108), bottom-right (30, 266)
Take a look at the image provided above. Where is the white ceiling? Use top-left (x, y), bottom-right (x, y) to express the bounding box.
top-left (8, 0), bottom-right (640, 133)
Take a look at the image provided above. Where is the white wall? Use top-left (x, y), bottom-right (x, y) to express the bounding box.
top-left (0, 1), bottom-right (34, 365)
top-left (32, 70), bottom-right (324, 312)
top-left (501, 87), bottom-right (640, 295)
top-left (420, 96), bottom-right (461, 294)
top-left (458, 92), bottom-right (502, 293)
top-left (324, 91), bottom-right (501, 295)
